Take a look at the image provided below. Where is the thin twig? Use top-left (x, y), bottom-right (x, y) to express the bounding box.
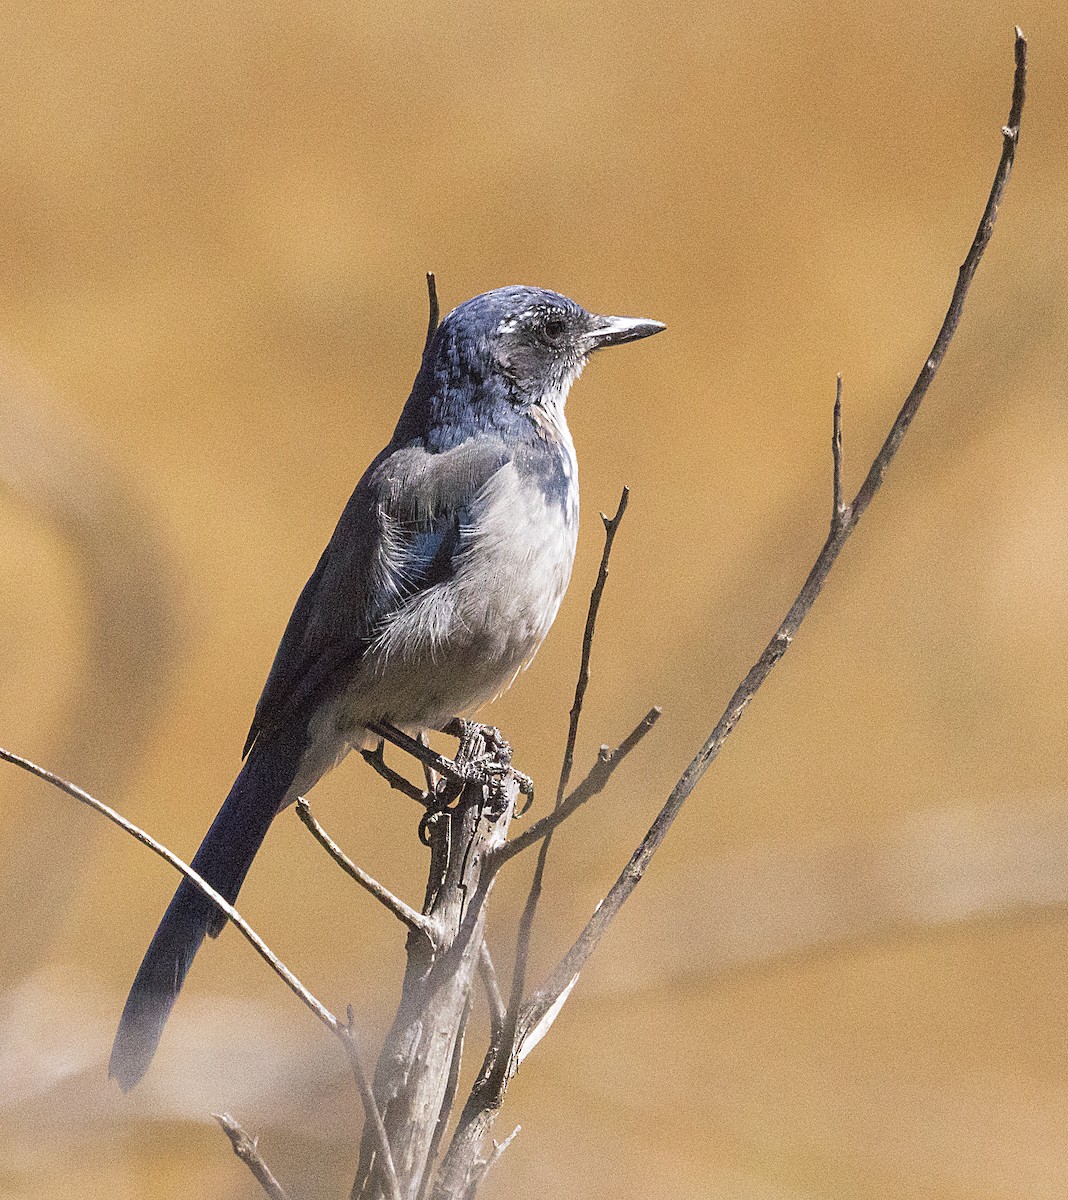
top-left (296, 797), bottom-right (435, 940)
top-left (0, 746), bottom-right (403, 1200)
top-left (499, 489), bottom-right (630, 1089)
top-left (558, 487), bottom-right (630, 805)
top-left (425, 272), bottom-right (440, 354)
top-left (214, 1113), bottom-right (293, 1200)
top-left (477, 1125), bottom-right (521, 1190)
top-left (832, 373), bottom-right (844, 529)
top-left (492, 707), bottom-right (661, 865)
top-left (518, 26), bottom-right (1028, 1049)
top-left (0, 747), bottom-right (340, 1033)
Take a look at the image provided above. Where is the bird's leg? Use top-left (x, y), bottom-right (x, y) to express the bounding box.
top-left (417, 730), bottom-right (439, 796)
top-left (368, 721), bottom-right (465, 784)
top-left (368, 719), bottom-right (534, 816)
top-left (360, 740), bottom-right (430, 806)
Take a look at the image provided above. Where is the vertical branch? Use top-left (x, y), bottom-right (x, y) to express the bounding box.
top-left (516, 26), bottom-right (1029, 1047)
top-left (354, 729), bottom-right (519, 1200)
top-left (502, 487), bottom-right (629, 1078)
top-left (435, 28), bottom-right (1027, 1195)
top-left (558, 487), bottom-right (630, 805)
top-left (832, 373), bottom-right (845, 530)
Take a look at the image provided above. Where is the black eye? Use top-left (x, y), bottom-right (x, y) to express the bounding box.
top-left (542, 314), bottom-right (567, 343)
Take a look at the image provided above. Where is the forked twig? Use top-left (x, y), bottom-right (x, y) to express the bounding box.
top-left (516, 24), bottom-right (1028, 1056)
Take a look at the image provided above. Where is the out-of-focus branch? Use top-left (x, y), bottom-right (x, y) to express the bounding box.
top-left (0, 357), bottom-right (181, 983)
top-left (516, 25), bottom-right (1028, 1052)
top-left (214, 1113), bottom-right (293, 1200)
top-left (297, 797), bottom-right (435, 940)
top-left (0, 746), bottom-right (402, 1200)
top-left (478, 941), bottom-right (507, 1040)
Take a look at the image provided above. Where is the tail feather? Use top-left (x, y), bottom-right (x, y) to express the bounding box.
top-left (109, 729), bottom-right (304, 1091)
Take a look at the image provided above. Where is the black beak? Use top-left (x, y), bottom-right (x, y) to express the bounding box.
top-left (582, 314), bottom-right (667, 350)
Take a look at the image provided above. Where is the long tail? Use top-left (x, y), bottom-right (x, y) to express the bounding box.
top-left (109, 727), bottom-right (305, 1090)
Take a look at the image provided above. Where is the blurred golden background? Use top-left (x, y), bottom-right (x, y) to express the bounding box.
top-left (0, 2), bottom-right (1064, 1198)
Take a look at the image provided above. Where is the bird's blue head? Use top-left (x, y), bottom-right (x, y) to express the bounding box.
top-left (395, 285), bottom-right (665, 451)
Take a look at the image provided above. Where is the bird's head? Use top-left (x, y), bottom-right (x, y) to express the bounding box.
top-left (403, 286), bottom-right (664, 446)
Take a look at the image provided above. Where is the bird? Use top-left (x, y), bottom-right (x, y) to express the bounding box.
top-left (109, 283), bottom-right (665, 1090)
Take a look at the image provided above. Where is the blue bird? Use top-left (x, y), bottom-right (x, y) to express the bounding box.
top-left (109, 284), bottom-right (664, 1089)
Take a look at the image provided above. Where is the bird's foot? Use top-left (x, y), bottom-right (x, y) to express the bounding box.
top-left (440, 719), bottom-right (533, 810)
top-left (369, 720), bottom-right (533, 839)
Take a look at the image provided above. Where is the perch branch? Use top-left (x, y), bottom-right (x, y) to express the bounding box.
top-left (0, 746), bottom-right (403, 1200)
top-left (296, 797), bottom-right (435, 940)
top-left (214, 1113), bottom-right (293, 1200)
top-left (518, 24), bottom-right (1028, 1050)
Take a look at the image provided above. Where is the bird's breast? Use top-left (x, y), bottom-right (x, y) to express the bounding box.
top-left (349, 452), bottom-right (579, 730)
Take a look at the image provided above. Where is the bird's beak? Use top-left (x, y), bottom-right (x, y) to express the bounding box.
top-left (582, 314), bottom-right (667, 351)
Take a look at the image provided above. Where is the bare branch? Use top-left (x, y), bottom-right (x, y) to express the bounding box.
top-left (476, 1125), bottom-right (521, 1190)
top-left (492, 707), bottom-right (661, 865)
top-left (0, 746), bottom-right (402, 1200)
top-left (0, 746), bottom-right (343, 1035)
top-left (214, 1113), bottom-right (293, 1200)
top-left (832, 373), bottom-right (844, 530)
top-left (558, 486), bottom-right (630, 804)
top-left (518, 26), bottom-right (1028, 1049)
top-left (296, 798), bottom-right (435, 941)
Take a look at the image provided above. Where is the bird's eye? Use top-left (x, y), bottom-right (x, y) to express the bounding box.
top-left (542, 315), bottom-right (567, 343)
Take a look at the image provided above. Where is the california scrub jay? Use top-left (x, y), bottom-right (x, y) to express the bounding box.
top-left (110, 284), bottom-right (664, 1089)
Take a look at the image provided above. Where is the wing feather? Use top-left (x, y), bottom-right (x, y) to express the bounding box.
top-left (243, 437), bottom-right (509, 754)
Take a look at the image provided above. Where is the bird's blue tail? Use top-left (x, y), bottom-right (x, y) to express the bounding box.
top-left (109, 728), bottom-right (305, 1091)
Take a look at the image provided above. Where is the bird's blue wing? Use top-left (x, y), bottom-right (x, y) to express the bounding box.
top-left (243, 436), bottom-right (510, 755)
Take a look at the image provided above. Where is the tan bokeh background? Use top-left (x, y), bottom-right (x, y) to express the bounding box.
top-left (1, 3), bottom-right (1066, 1198)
